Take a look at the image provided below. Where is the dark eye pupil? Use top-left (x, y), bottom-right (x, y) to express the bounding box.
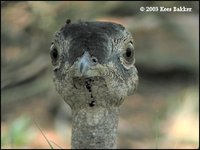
top-left (126, 48), bottom-right (132, 58)
top-left (51, 48), bottom-right (58, 60)
top-left (122, 47), bottom-right (134, 64)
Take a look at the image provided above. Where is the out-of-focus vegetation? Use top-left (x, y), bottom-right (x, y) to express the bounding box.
top-left (1, 1), bottom-right (199, 149)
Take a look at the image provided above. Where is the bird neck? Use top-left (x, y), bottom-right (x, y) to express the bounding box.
top-left (71, 106), bottom-right (120, 149)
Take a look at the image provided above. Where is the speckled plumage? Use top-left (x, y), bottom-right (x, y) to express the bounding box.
top-left (50, 20), bottom-right (138, 149)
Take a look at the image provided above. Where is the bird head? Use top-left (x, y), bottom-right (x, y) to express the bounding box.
top-left (50, 20), bottom-right (138, 110)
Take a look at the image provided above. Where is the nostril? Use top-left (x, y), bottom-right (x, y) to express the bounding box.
top-left (92, 57), bottom-right (98, 63)
top-left (89, 100), bottom-right (95, 107)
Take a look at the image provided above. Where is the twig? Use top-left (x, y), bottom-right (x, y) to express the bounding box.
top-left (50, 140), bottom-right (63, 149)
top-left (33, 119), bottom-right (54, 149)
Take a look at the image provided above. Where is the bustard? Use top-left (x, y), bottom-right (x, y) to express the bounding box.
top-left (50, 20), bottom-right (138, 149)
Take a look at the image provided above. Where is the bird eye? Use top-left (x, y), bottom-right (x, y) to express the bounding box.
top-left (125, 47), bottom-right (132, 58)
top-left (50, 47), bottom-right (59, 63)
top-left (123, 45), bottom-right (134, 64)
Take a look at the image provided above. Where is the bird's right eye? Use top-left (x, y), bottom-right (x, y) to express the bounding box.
top-left (50, 47), bottom-right (59, 63)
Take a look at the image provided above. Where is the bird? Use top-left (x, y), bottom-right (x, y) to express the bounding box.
top-left (50, 19), bottom-right (138, 149)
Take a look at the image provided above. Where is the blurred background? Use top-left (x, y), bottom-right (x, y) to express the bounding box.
top-left (1, 1), bottom-right (199, 149)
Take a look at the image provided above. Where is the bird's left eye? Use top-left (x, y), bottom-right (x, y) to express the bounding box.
top-left (122, 43), bottom-right (134, 64)
top-left (50, 45), bottom-right (59, 65)
top-left (125, 47), bottom-right (133, 58)
top-left (51, 48), bottom-right (59, 60)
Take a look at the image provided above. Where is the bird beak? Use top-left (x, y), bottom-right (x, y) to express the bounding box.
top-left (77, 51), bottom-right (93, 76)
